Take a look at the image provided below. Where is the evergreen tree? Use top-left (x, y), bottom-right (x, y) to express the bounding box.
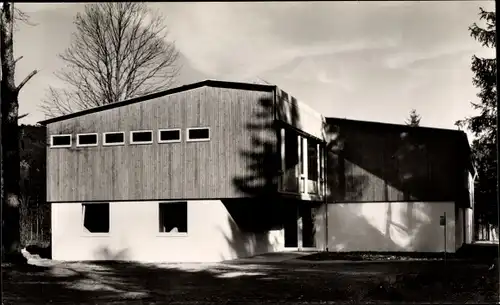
top-left (456, 7), bottom-right (497, 226)
top-left (405, 109), bottom-right (421, 127)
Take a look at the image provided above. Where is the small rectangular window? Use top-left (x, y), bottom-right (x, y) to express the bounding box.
top-left (158, 128), bottom-right (181, 143)
top-left (50, 134), bottom-right (72, 148)
top-left (82, 203), bottom-right (109, 234)
top-left (130, 130), bottom-right (153, 145)
top-left (77, 133), bottom-right (98, 147)
top-left (186, 127), bottom-right (210, 142)
top-left (103, 132), bottom-right (125, 146)
top-left (159, 202), bottom-right (188, 234)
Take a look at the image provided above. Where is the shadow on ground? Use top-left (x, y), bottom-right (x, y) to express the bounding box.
top-left (2, 258), bottom-right (498, 304)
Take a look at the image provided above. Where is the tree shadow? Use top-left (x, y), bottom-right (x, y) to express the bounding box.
top-left (228, 90), bottom-right (394, 257)
top-left (3, 257), bottom-right (498, 304)
top-left (219, 198), bottom-right (284, 259)
top-left (232, 95), bottom-right (281, 197)
top-left (323, 119), bottom-right (474, 252)
top-left (325, 119), bottom-right (470, 204)
top-left (94, 246), bottom-right (129, 261)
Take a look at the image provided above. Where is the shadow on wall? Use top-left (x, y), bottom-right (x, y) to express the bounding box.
top-left (232, 95), bottom-right (281, 196)
top-left (325, 121), bottom-right (463, 203)
top-left (227, 93), bottom-right (300, 259)
top-left (220, 199), bottom-right (284, 260)
top-left (323, 122), bottom-right (454, 252)
top-left (94, 247), bottom-right (129, 261)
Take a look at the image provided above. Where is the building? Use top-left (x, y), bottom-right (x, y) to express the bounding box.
top-left (39, 80), bottom-right (476, 262)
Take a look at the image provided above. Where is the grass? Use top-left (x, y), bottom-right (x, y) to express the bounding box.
top-left (297, 251), bottom-right (451, 261)
top-left (2, 257), bottom-right (499, 304)
top-left (298, 244), bottom-right (499, 262)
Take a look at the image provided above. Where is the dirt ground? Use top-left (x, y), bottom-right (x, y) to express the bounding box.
top-left (2, 256), bottom-right (498, 304)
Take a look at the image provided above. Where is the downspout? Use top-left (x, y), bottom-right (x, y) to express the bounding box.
top-left (324, 143), bottom-right (329, 252)
top-left (321, 119), bottom-right (329, 252)
top-left (470, 169), bottom-right (478, 243)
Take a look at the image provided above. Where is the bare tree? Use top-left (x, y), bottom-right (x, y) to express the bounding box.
top-left (40, 3), bottom-right (180, 118)
top-left (1, 2), bottom-right (38, 263)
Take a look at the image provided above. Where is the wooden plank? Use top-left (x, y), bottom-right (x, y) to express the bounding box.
top-left (46, 87), bottom-right (276, 202)
top-left (324, 120), bottom-right (465, 203)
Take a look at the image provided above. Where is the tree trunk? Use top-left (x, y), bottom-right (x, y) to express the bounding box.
top-left (1, 2), bottom-right (26, 264)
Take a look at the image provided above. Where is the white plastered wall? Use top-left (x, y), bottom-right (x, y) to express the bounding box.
top-left (51, 200), bottom-right (285, 262)
top-left (314, 201), bottom-right (457, 252)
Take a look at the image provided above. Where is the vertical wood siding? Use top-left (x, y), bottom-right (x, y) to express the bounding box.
top-left (46, 87), bottom-right (276, 202)
top-left (324, 120), bottom-right (467, 203)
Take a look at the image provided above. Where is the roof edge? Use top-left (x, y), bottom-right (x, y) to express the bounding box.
top-left (325, 116), bottom-right (465, 135)
top-left (38, 79), bottom-right (276, 125)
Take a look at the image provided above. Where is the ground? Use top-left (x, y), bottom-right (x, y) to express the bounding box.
top-left (2, 252), bottom-right (499, 304)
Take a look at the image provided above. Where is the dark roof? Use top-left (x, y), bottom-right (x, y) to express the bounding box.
top-left (38, 80), bottom-right (276, 125)
top-left (325, 117), bottom-right (462, 135)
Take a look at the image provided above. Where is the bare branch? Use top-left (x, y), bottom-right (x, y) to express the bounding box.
top-left (14, 55), bottom-right (22, 64)
top-left (40, 2), bottom-right (180, 118)
top-left (13, 7), bottom-right (37, 27)
top-left (16, 69), bottom-right (37, 93)
top-left (18, 113), bottom-right (29, 120)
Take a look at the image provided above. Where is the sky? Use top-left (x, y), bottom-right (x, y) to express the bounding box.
top-left (15, 1), bottom-right (496, 141)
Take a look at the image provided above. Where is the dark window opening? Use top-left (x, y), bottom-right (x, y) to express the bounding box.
top-left (284, 130), bottom-right (299, 169)
top-left (308, 140), bottom-right (319, 181)
top-left (131, 131), bottom-right (153, 143)
top-left (159, 202), bottom-right (188, 233)
top-left (104, 132), bottom-right (124, 144)
top-left (188, 128), bottom-right (210, 140)
top-left (77, 134), bottom-right (97, 146)
top-left (160, 129), bottom-right (181, 142)
top-left (52, 135), bottom-right (71, 147)
top-left (299, 137), bottom-right (306, 175)
top-left (82, 203), bottom-right (109, 233)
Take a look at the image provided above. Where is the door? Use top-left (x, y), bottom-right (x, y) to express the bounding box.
top-left (284, 203), bottom-right (298, 248)
top-left (300, 204), bottom-right (316, 248)
top-left (284, 202), bottom-right (317, 250)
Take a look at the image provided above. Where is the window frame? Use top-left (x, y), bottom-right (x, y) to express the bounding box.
top-left (50, 134), bottom-right (72, 148)
top-left (158, 128), bottom-right (182, 144)
top-left (76, 133), bottom-right (99, 147)
top-left (102, 131), bottom-right (125, 146)
top-left (81, 202), bottom-right (111, 237)
top-left (186, 127), bottom-right (211, 142)
top-left (157, 202), bottom-right (188, 237)
top-left (129, 130), bottom-right (154, 145)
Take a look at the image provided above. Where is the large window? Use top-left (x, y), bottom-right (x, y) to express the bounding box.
top-left (284, 130), bottom-right (299, 169)
top-left (158, 128), bottom-right (181, 143)
top-left (103, 132), bottom-right (125, 146)
top-left (308, 140), bottom-right (319, 181)
top-left (186, 127), bottom-right (210, 142)
top-left (82, 203), bottom-right (110, 234)
top-left (130, 130), bottom-right (153, 145)
top-left (50, 134), bottom-right (72, 148)
top-left (76, 133), bottom-right (98, 147)
top-left (159, 202), bottom-right (188, 234)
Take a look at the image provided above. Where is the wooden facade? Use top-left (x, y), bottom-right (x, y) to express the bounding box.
top-left (324, 118), bottom-right (474, 206)
top-left (42, 80), bottom-right (472, 206)
top-left (42, 81), bottom-right (327, 203)
top-left (45, 85), bottom-right (280, 202)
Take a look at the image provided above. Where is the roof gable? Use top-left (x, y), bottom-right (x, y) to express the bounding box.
top-left (38, 80), bottom-right (276, 125)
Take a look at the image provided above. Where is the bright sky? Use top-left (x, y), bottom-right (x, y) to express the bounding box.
top-left (15, 2), bottom-right (495, 140)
